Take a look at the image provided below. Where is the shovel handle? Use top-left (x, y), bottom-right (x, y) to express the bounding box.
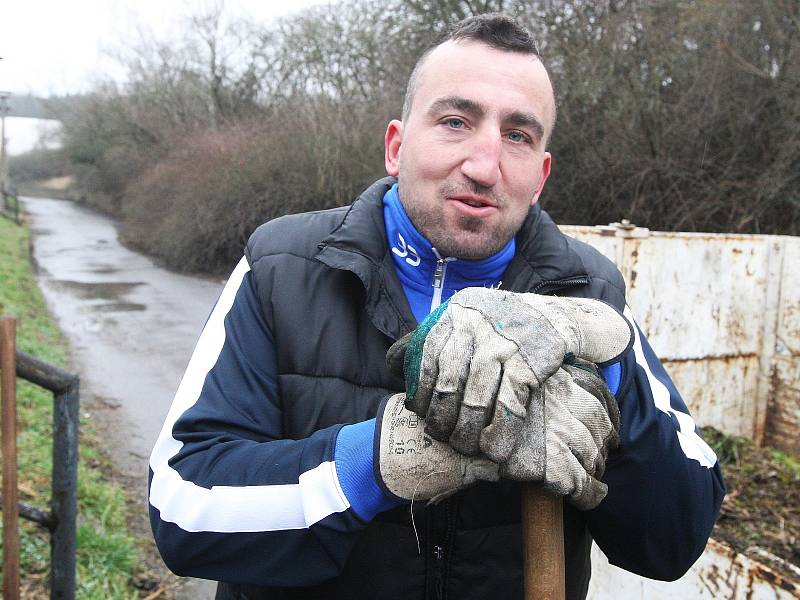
top-left (522, 483), bottom-right (565, 600)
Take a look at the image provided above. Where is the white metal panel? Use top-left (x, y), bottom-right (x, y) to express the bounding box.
top-left (560, 228), bottom-right (800, 592)
top-left (562, 229), bottom-right (774, 361)
top-left (755, 238), bottom-right (785, 445)
top-left (559, 226), bottom-right (623, 267)
top-left (777, 236), bottom-right (800, 356)
top-left (558, 227), bottom-right (799, 449)
top-left (665, 357), bottom-right (760, 437)
top-left (768, 357), bottom-right (800, 455)
top-left (621, 234), bottom-right (772, 361)
top-left (589, 539), bottom-right (800, 599)
top-left (769, 236), bottom-right (800, 451)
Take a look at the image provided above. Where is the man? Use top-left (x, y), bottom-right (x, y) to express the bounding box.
top-left (149, 14), bottom-right (725, 600)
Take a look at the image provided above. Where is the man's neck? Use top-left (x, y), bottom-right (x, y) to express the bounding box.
top-left (382, 183), bottom-right (514, 322)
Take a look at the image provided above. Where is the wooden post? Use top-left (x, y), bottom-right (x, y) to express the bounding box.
top-left (522, 483), bottom-right (565, 600)
top-left (1, 316), bottom-right (20, 600)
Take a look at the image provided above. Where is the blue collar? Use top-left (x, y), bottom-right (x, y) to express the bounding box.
top-left (383, 183), bottom-right (515, 321)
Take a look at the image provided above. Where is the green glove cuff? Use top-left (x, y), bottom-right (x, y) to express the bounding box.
top-left (404, 300), bottom-right (449, 404)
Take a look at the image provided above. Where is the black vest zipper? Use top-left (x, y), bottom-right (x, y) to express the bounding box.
top-left (423, 495), bottom-right (459, 600)
top-left (531, 275), bottom-right (590, 295)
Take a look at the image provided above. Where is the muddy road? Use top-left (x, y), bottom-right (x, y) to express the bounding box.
top-left (24, 197), bottom-right (222, 598)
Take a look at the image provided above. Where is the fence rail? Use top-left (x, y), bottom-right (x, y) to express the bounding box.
top-left (1, 192), bottom-right (21, 224)
top-left (0, 316), bottom-right (79, 600)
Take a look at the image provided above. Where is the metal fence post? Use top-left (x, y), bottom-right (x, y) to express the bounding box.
top-left (50, 376), bottom-right (79, 600)
top-left (13, 350), bottom-right (79, 599)
top-left (1, 316), bottom-right (21, 600)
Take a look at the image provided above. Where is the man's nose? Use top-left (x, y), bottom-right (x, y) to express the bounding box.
top-left (460, 127), bottom-right (502, 188)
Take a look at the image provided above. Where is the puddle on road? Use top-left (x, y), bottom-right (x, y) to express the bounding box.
top-left (48, 279), bottom-right (145, 300)
top-left (88, 266), bottom-right (120, 274)
top-left (90, 240), bottom-right (111, 251)
top-left (48, 280), bottom-right (148, 313)
top-left (90, 302), bottom-right (146, 312)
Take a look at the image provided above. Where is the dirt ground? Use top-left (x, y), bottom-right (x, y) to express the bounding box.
top-left (703, 426), bottom-right (800, 581)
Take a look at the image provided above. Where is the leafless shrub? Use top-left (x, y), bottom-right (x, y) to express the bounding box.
top-left (121, 94), bottom-right (388, 273)
top-left (8, 148), bottom-right (68, 183)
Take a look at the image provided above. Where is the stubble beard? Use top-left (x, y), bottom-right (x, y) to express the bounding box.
top-left (399, 180), bottom-right (525, 260)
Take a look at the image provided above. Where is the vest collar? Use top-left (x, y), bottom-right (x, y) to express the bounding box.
top-left (502, 204), bottom-right (589, 293)
top-left (315, 177), bottom-right (416, 340)
top-left (315, 176), bottom-right (590, 340)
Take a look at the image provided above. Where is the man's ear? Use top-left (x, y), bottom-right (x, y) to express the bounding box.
top-left (385, 119), bottom-right (403, 176)
top-left (531, 152), bottom-right (552, 205)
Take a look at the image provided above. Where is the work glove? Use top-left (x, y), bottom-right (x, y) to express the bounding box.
top-left (374, 393), bottom-right (500, 503)
top-left (375, 357), bottom-right (619, 509)
top-left (500, 355), bottom-right (621, 509)
top-left (386, 289), bottom-right (632, 462)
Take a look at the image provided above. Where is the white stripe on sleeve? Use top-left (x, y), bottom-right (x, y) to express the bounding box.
top-left (148, 256), bottom-right (351, 532)
top-left (624, 306), bottom-right (717, 468)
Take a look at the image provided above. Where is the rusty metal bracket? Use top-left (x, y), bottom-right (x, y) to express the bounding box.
top-left (597, 220), bottom-right (651, 238)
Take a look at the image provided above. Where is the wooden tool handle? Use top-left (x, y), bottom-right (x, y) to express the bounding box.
top-left (522, 482), bottom-right (565, 600)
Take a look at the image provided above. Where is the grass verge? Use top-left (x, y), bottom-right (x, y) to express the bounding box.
top-left (0, 213), bottom-right (141, 598)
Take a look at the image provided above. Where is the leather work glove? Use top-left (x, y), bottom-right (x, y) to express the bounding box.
top-left (500, 355), bottom-right (621, 509)
top-left (374, 393), bottom-right (500, 503)
top-left (386, 289), bottom-right (632, 463)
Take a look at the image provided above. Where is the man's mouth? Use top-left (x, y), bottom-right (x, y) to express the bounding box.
top-left (452, 195), bottom-right (496, 209)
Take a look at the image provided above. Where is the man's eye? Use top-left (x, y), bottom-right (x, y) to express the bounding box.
top-left (507, 131), bottom-right (529, 143)
top-left (446, 118), bottom-right (465, 129)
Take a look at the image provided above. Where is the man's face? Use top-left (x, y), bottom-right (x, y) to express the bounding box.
top-left (385, 40), bottom-right (554, 260)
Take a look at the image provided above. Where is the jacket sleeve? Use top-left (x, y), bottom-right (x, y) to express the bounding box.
top-left (586, 306), bottom-right (726, 581)
top-left (147, 256), bottom-right (393, 587)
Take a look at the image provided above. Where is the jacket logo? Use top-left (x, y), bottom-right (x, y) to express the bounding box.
top-left (392, 234), bottom-right (421, 267)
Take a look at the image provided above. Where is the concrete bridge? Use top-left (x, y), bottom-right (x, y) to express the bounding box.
top-left (1, 94), bottom-right (79, 120)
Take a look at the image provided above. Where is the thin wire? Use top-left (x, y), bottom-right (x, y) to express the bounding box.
top-left (410, 469), bottom-right (449, 555)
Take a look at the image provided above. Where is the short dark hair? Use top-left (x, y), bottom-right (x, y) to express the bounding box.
top-left (446, 13), bottom-right (540, 55)
top-left (401, 14), bottom-right (544, 121)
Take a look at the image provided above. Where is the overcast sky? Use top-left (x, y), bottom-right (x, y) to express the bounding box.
top-left (1, 0), bottom-right (324, 154)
